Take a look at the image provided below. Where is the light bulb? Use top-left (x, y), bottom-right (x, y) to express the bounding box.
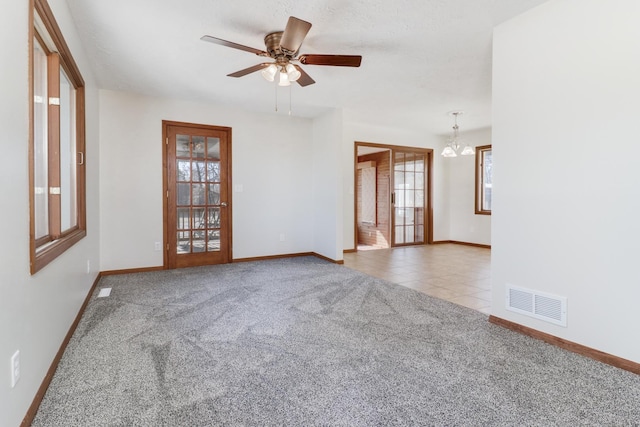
top-left (278, 71), bottom-right (290, 86)
top-left (285, 64), bottom-right (301, 81)
top-left (261, 64), bottom-right (277, 82)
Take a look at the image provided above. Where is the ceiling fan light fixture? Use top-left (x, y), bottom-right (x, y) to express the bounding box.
top-left (278, 71), bottom-right (291, 86)
top-left (285, 63), bottom-right (301, 81)
top-left (261, 64), bottom-right (277, 82)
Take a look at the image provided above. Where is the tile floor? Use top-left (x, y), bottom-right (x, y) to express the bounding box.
top-left (343, 243), bottom-right (492, 314)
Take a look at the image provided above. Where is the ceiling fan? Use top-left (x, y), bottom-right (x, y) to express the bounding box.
top-left (201, 16), bottom-right (362, 87)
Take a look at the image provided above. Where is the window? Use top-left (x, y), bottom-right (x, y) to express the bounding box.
top-left (30, 0), bottom-right (86, 274)
top-left (475, 145), bottom-right (492, 215)
top-left (357, 161), bottom-right (377, 225)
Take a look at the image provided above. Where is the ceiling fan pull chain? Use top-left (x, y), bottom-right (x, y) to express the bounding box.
top-left (275, 80), bottom-right (278, 112)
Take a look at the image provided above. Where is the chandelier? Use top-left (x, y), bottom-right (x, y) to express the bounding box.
top-left (441, 111), bottom-right (474, 157)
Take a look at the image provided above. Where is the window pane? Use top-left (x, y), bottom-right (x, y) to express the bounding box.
top-left (193, 136), bottom-right (205, 158)
top-left (192, 235), bottom-right (205, 253)
top-left (59, 68), bottom-right (77, 232)
top-left (394, 171), bottom-right (404, 188)
top-left (404, 189), bottom-right (415, 207)
top-left (406, 225), bottom-right (415, 243)
top-left (207, 208), bottom-right (220, 229)
top-left (192, 183), bottom-right (206, 205)
top-left (33, 38), bottom-right (49, 239)
top-left (192, 161), bottom-right (206, 182)
top-left (360, 166), bottom-right (376, 224)
top-left (415, 208), bottom-right (424, 226)
top-left (415, 190), bottom-right (424, 208)
top-left (405, 156), bottom-right (415, 172)
top-left (404, 172), bottom-right (415, 191)
top-left (207, 137), bottom-right (220, 160)
top-left (405, 207), bottom-right (415, 224)
top-left (395, 208), bottom-right (405, 227)
top-left (483, 150), bottom-right (493, 211)
top-left (177, 183), bottom-right (190, 206)
top-left (177, 231), bottom-right (191, 254)
top-left (415, 172), bottom-right (424, 191)
top-left (176, 135), bottom-right (190, 157)
top-left (177, 160), bottom-right (190, 181)
top-left (192, 208), bottom-right (205, 230)
top-left (207, 161), bottom-right (220, 182)
top-left (208, 184), bottom-right (220, 205)
top-left (483, 188), bottom-right (492, 211)
top-left (177, 208), bottom-right (190, 230)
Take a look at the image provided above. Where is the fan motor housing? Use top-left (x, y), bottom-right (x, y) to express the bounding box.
top-left (264, 31), bottom-right (297, 60)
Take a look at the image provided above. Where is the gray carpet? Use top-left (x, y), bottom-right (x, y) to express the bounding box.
top-left (33, 257), bottom-right (640, 426)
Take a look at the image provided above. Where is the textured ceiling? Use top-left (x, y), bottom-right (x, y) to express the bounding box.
top-left (65, 0), bottom-right (548, 134)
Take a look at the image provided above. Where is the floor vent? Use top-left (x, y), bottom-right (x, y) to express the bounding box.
top-left (506, 285), bottom-right (567, 327)
top-left (97, 288), bottom-right (112, 298)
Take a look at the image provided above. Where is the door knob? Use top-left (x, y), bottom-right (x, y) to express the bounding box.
top-left (220, 202), bottom-right (228, 207)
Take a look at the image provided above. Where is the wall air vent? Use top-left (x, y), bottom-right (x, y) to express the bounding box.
top-left (506, 285), bottom-right (567, 327)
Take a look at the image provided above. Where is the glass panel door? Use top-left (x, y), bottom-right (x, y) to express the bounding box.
top-left (393, 151), bottom-right (426, 246)
top-left (166, 123), bottom-right (230, 268)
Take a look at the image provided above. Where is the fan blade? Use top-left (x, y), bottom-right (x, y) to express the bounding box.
top-left (293, 65), bottom-right (315, 87)
top-left (201, 35), bottom-right (267, 56)
top-left (279, 17), bottom-right (312, 54)
top-left (298, 54), bottom-right (362, 67)
top-left (227, 63), bottom-right (270, 78)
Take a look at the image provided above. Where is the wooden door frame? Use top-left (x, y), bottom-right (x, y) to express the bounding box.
top-left (162, 120), bottom-right (233, 268)
top-left (354, 141), bottom-right (433, 251)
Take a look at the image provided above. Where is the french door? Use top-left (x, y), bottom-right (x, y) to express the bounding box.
top-left (392, 150), bottom-right (429, 246)
top-left (163, 121), bottom-right (232, 268)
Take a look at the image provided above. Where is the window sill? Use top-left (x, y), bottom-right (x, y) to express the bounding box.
top-left (31, 228), bottom-right (86, 274)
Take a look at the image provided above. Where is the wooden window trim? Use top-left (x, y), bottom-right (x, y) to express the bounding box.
top-left (29, 0), bottom-right (86, 274)
top-left (34, 0), bottom-right (84, 86)
top-left (47, 52), bottom-right (62, 238)
top-left (475, 144), bottom-right (492, 215)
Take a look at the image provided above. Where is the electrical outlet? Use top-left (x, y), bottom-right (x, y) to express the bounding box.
top-left (279, 233), bottom-right (285, 242)
top-left (10, 350), bottom-right (20, 388)
top-left (86, 259), bottom-right (91, 274)
top-left (154, 242), bottom-right (162, 251)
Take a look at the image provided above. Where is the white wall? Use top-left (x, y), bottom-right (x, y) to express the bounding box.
top-left (0, 1), bottom-right (100, 425)
top-left (447, 127), bottom-right (492, 245)
top-left (99, 90), bottom-right (318, 269)
top-left (312, 109), bottom-right (344, 260)
top-left (342, 119), bottom-right (449, 250)
top-left (493, 0), bottom-right (640, 362)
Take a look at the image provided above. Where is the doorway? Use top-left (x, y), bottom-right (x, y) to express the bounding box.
top-left (163, 121), bottom-right (232, 268)
top-left (354, 142), bottom-right (432, 251)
